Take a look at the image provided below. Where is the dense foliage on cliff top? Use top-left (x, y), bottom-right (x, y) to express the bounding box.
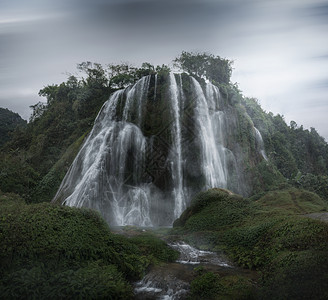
top-left (0, 51), bottom-right (327, 203)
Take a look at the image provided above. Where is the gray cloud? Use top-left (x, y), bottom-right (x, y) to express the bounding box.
top-left (310, 79), bottom-right (328, 89)
top-left (304, 1), bottom-right (328, 21)
top-left (0, 0), bottom-right (328, 141)
top-left (312, 54), bottom-right (328, 60)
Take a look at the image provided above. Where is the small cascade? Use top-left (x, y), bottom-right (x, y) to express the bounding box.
top-left (254, 127), bottom-right (268, 161)
top-left (54, 73), bottom-right (252, 226)
top-left (134, 273), bottom-right (189, 300)
top-left (169, 242), bottom-right (231, 266)
top-left (123, 75), bottom-right (151, 125)
top-left (134, 241), bottom-right (232, 299)
top-left (178, 74), bottom-right (185, 108)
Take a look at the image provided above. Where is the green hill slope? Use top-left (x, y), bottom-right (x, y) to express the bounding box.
top-left (173, 188), bottom-right (328, 299)
top-left (0, 108), bottom-right (26, 147)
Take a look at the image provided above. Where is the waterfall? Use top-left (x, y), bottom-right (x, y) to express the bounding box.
top-left (153, 74), bottom-right (157, 101)
top-left (254, 127), bottom-right (268, 161)
top-left (191, 78), bottom-right (228, 189)
top-left (169, 73), bottom-right (185, 218)
top-left (54, 73), bottom-right (249, 226)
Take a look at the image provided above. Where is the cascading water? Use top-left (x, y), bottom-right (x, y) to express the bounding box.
top-left (53, 73), bottom-right (261, 226)
top-left (134, 241), bottom-right (232, 299)
top-left (153, 74), bottom-right (157, 101)
top-left (54, 80), bottom-right (153, 226)
top-left (191, 78), bottom-right (228, 189)
top-left (254, 127), bottom-right (268, 161)
top-left (169, 73), bottom-right (185, 218)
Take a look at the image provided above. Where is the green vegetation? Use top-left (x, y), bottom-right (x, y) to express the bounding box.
top-left (189, 271), bottom-right (255, 300)
top-left (0, 108), bottom-right (26, 147)
top-left (173, 51), bottom-right (233, 84)
top-left (173, 188), bottom-right (328, 299)
top-left (190, 271), bottom-right (222, 299)
top-left (242, 97), bottom-right (328, 199)
top-left (0, 192), bottom-right (178, 299)
top-left (0, 61), bottom-right (170, 203)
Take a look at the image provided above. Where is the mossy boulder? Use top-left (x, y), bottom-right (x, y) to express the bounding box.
top-left (173, 188), bottom-right (249, 230)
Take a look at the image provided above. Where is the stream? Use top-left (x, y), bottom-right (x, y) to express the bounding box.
top-left (134, 242), bottom-right (233, 299)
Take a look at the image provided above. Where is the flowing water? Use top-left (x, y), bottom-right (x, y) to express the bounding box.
top-left (53, 73), bottom-right (264, 226)
top-left (169, 73), bottom-right (185, 218)
top-left (254, 127), bottom-right (268, 161)
top-left (134, 241), bottom-right (232, 300)
top-left (191, 78), bottom-right (228, 189)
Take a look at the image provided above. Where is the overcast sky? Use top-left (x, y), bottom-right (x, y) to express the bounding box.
top-left (1, 0), bottom-right (328, 140)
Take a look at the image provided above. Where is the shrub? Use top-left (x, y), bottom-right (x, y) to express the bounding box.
top-left (0, 194), bottom-right (178, 298)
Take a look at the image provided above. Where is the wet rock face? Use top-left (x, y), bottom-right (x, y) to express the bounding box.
top-left (53, 73), bottom-right (264, 226)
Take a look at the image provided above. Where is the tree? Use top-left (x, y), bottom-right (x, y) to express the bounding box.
top-left (108, 63), bottom-right (136, 89)
top-left (38, 85), bottom-right (59, 105)
top-left (156, 64), bottom-right (171, 75)
top-left (173, 51), bottom-right (233, 84)
top-left (29, 102), bottom-right (47, 122)
top-left (77, 62), bottom-right (109, 89)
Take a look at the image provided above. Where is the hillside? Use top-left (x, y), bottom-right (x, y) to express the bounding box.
top-left (173, 188), bottom-right (328, 299)
top-left (0, 108), bottom-right (26, 147)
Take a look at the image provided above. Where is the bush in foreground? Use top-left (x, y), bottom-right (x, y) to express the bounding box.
top-left (0, 192), bottom-right (177, 299)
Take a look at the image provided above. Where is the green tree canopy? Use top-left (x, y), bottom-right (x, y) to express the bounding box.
top-left (173, 51), bottom-right (233, 84)
top-left (0, 108), bottom-right (26, 147)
